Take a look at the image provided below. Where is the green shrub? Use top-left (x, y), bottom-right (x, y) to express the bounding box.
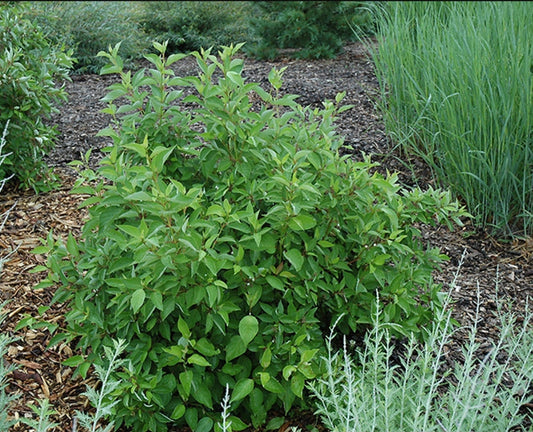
top-left (0, 1), bottom-right (74, 192)
top-left (35, 42), bottom-right (467, 432)
top-left (27, 1), bottom-right (148, 74)
top-left (369, 1), bottom-right (533, 237)
top-left (246, 1), bottom-right (375, 60)
top-left (139, 1), bottom-right (254, 55)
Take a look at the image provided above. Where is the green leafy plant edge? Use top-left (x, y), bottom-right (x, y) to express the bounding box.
top-left (0, 2), bottom-right (74, 192)
top-left (35, 41), bottom-right (468, 432)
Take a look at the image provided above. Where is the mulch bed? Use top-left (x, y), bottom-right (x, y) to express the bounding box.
top-left (1, 40), bottom-right (532, 431)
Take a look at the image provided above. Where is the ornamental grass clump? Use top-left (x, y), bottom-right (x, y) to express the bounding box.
top-left (35, 41), bottom-right (467, 431)
top-left (369, 1), bottom-right (533, 237)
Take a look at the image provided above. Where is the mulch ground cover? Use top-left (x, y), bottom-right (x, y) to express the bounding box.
top-left (1, 40), bottom-right (531, 431)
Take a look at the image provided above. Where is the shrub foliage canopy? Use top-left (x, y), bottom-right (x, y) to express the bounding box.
top-left (35, 42), bottom-right (467, 431)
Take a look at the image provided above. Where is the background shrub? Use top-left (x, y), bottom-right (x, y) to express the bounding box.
top-left (35, 42), bottom-right (466, 432)
top-left (0, 1), bottom-right (74, 192)
top-left (27, 1), bottom-right (148, 74)
top-left (246, 1), bottom-right (376, 60)
top-left (139, 1), bottom-right (255, 55)
top-left (370, 1), bottom-right (533, 237)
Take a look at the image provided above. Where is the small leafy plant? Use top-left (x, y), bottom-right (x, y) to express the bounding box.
top-left (0, 1), bottom-right (74, 192)
top-left (35, 41), bottom-right (467, 431)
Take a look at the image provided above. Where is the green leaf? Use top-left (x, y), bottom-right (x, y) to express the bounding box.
top-left (195, 338), bottom-right (218, 357)
top-left (284, 248), bottom-right (304, 271)
top-left (193, 384), bottom-right (213, 409)
top-left (150, 146), bottom-right (175, 173)
top-left (196, 417), bottom-right (214, 432)
top-left (226, 70), bottom-right (244, 86)
top-left (288, 214), bottom-right (316, 231)
top-left (282, 365), bottom-right (296, 381)
top-left (226, 335), bottom-right (247, 362)
top-left (265, 417), bottom-right (286, 430)
top-left (230, 378), bottom-right (254, 403)
top-left (150, 291), bottom-right (163, 311)
top-left (266, 275), bottom-right (284, 291)
top-left (290, 373), bottom-right (305, 398)
top-left (260, 347), bottom-right (272, 368)
top-left (188, 354), bottom-right (211, 367)
top-left (125, 191), bottom-right (153, 202)
top-left (179, 371), bottom-right (193, 399)
top-left (62, 355), bottom-right (85, 367)
top-left (118, 224), bottom-right (142, 239)
top-left (239, 315), bottom-right (259, 346)
top-left (178, 316), bottom-right (191, 339)
top-left (226, 416), bottom-right (249, 431)
top-left (122, 143), bottom-right (147, 157)
top-left (259, 373), bottom-right (284, 394)
top-left (300, 348), bottom-right (319, 364)
top-left (130, 289), bottom-right (146, 314)
top-left (171, 404), bottom-right (186, 420)
top-left (66, 233), bottom-right (79, 257)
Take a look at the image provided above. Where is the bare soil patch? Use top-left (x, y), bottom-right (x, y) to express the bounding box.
top-left (1, 41), bottom-right (532, 431)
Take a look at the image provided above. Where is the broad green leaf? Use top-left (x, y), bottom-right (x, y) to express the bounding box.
top-left (125, 191), bottom-right (153, 202)
top-left (260, 347), bottom-right (272, 368)
top-left (188, 354), bottom-right (211, 367)
top-left (284, 248), bottom-right (304, 271)
top-left (239, 315), bottom-right (259, 346)
top-left (179, 370), bottom-right (193, 398)
top-left (288, 214), bottom-right (316, 231)
top-left (258, 372), bottom-right (270, 388)
top-left (195, 338), bottom-right (218, 357)
top-left (196, 417), bottom-right (214, 432)
top-left (193, 384), bottom-right (213, 409)
top-left (226, 335), bottom-right (246, 362)
top-left (226, 416), bottom-right (248, 431)
top-left (266, 275), bottom-right (284, 291)
top-left (171, 404), bottom-right (186, 420)
top-left (62, 355), bottom-right (85, 367)
top-left (185, 407), bottom-right (198, 429)
top-left (150, 291), bottom-right (163, 311)
top-left (282, 365), bottom-right (296, 380)
top-left (226, 70), bottom-right (244, 86)
top-left (118, 224), bottom-right (142, 239)
top-left (230, 378), bottom-right (254, 403)
top-left (178, 317), bottom-right (191, 339)
top-left (122, 143), bottom-right (147, 157)
top-left (66, 233), bottom-right (79, 257)
top-left (130, 289), bottom-right (145, 314)
top-left (265, 417), bottom-right (286, 430)
top-left (300, 348), bottom-right (319, 364)
top-left (150, 146), bottom-right (175, 173)
top-left (290, 374), bottom-right (305, 398)
top-left (259, 373), bottom-right (284, 394)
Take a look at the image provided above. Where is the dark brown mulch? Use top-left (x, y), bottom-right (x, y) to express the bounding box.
top-left (1, 40), bottom-right (532, 431)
